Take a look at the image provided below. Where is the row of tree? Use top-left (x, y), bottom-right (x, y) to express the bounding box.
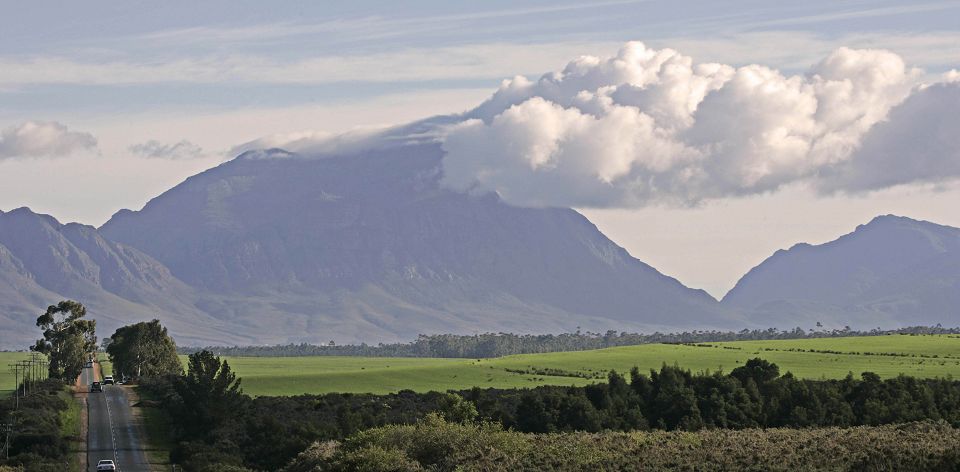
top-left (139, 355), bottom-right (960, 471)
top-left (181, 325), bottom-right (960, 358)
top-left (27, 300), bottom-right (182, 383)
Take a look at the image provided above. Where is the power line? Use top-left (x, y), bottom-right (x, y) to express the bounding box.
top-left (1, 422), bottom-right (12, 461)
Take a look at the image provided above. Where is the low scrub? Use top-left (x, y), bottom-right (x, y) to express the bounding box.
top-left (283, 415), bottom-right (960, 471)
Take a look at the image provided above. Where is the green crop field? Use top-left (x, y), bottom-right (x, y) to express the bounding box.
top-left (6, 334), bottom-right (960, 397)
top-left (0, 351), bottom-right (34, 396)
top-left (221, 334), bottom-right (960, 396)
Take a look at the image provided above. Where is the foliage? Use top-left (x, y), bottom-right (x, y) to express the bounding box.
top-left (168, 350), bottom-right (246, 441)
top-left (181, 325), bottom-right (960, 358)
top-left (0, 379), bottom-right (73, 471)
top-left (30, 301), bottom-right (96, 381)
top-left (106, 319), bottom-right (182, 378)
top-left (147, 357), bottom-right (960, 470)
top-left (281, 419), bottom-right (960, 471)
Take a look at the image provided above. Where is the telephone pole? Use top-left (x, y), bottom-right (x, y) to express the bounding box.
top-left (17, 361), bottom-right (31, 396)
top-left (1, 422), bottom-right (12, 460)
top-left (7, 364), bottom-right (20, 409)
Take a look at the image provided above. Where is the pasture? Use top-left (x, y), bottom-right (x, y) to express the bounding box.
top-left (221, 334), bottom-right (960, 396)
top-left (0, 351), bottom-right (35, 396)
top-left (4, 334), bottom-right (958, 397)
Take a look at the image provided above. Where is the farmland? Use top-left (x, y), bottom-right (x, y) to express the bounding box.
top-left (221, 334), bottom-right (960, 396)
top-left (0, 351), bottom-right (32, 396)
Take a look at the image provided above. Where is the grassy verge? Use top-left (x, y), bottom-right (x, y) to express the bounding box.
top-left (58, 388), bottom-right (83, 472)
top-left (135, 387), bottom-right (174, 469)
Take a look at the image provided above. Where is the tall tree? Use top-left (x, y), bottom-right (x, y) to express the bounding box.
top-left (31, 300), bottom-right (96, 382)
top-left (106, 320), bottom-right (183, 378)
top-left (171, 350), bottom-right (247, 440)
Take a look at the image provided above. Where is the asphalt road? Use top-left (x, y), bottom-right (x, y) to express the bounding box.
top-left (81, 364), bottom-right (150, 472)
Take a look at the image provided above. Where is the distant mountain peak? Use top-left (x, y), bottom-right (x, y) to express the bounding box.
top-left (723, 214), bottom-right (960, 329)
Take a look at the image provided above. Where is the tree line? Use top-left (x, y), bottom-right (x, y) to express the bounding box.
top-left (180, 325), bottom-right (960, 358)
top-left (141, 353), bottom-right (960, 471)
top-left (2, 301), bottom-right (182, 471)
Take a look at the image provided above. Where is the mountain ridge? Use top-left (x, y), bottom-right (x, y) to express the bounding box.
top-left (722, 213), bottom-right (960, 328)
top-left (3, 144), bottom-right (958, 349)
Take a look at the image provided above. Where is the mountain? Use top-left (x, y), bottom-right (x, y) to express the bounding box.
top-left (0, 207), bottom-right (254, 349)
top-left (98, 142), bottom-right (737, 344)
top-left (723, 215), bottom-right (960, 328)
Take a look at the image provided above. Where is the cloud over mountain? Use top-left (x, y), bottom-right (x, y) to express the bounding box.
top-left (440, 42), bottom-right (943, 207)
top-left (0, 121), bottom-right (97, 160)
top-left (233, 41), bottom-right (958, 210)
top-left (129, 139), bottom-right (203, 159)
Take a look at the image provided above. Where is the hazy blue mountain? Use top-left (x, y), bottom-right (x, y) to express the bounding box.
top-left (0, 207), bottom-right (251, 349)
top-left (99, 142), bottom-right (737, 344)
top-left (724, 215), bottom-right (960, 328)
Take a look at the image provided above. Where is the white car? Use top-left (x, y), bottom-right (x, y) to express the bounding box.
top-left (96, 459), bottom-right (116, 470)
top-left (103, 375), bottom-right (114, 385)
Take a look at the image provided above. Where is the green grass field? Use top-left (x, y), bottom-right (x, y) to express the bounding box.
top-left (5, 334), bottom-right (960, 397)
top-left (0, 351), bottom-right (33, 396)
top-left (222, 334), bottom-right (960, 396)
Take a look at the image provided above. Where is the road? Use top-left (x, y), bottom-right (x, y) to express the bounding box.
top-left (80, 364), bottom-right (150, 472)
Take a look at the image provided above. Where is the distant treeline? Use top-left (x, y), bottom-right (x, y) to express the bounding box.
top-left (179, 325), bottom-right (960, 358)
top-left (144, 355), bottom-right (960, 471)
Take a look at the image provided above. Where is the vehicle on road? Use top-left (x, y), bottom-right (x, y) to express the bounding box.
top-left (91, 381), bottom-right (102, 392)
top-left (96, 459), bottom-right (116, 470)
top-left (103, 375), bottom-right (114, 385)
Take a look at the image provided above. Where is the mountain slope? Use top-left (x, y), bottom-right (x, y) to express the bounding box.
top-left (100, 142), bottom-right (738, 343)
top-left (723, 215), bottom-right (960, 328)
top-left (0, 208), bottom-right (252, 349)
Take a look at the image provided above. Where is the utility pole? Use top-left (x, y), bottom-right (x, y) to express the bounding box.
top-left (8, 364), bottom-right (20, 410)
top-left (1, 422), bottom-right (12, 460)
top-left (19, 361), bottom-right (32, 396)
top-left (30, 352), bottom-right (45, 389)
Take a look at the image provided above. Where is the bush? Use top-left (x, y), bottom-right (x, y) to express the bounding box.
top-left (285, 419), bottom-right (960, 471)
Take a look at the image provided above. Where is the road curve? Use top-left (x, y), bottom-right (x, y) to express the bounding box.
top-left (81, 364), bottom-right (150, 472)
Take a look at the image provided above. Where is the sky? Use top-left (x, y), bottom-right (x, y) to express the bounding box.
top-left (1, 0), bottom-right (959, 298)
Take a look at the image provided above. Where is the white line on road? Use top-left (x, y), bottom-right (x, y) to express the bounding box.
top-left (104, 387), bottom-right (120, 471)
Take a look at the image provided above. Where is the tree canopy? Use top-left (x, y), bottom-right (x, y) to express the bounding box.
top-left (106, 319), bottom-right (183, 378)
top-left (31, 300), bottom-right (96, 382)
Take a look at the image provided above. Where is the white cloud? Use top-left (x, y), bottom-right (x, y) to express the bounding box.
top-left (2, 30), bottom-right (957, 89)
top-left (819, 83), bottom-right (960, 192)
top-left (128, 139), bottom-right (203, 159)
top-left (0, 121), bottom-right (97, 159)
top-left (0, 42), bottom-right (621, 87)
top-left (439, 42), bottom-right (948, 208)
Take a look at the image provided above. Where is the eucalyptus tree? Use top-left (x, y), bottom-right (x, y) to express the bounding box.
top-left (31, 300), bottom-right (96, 382)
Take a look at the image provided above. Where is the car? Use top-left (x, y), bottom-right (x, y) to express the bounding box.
top-left (96, 459), bottom-right (116, 470)
top-left (103, 376), bottom-right (114, 385)
top-left (91, 382), bottom-right (102, 392)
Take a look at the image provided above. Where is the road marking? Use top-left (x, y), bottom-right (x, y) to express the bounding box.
top-left (104, 388), bottom-right (120, 471)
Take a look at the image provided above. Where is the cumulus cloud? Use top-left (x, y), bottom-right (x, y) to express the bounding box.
top-left (128, 139), bottom-right (203, 159)
top-left (440, 42), bottom-right (947, 208)
top-left (0, 121), bottom-right (97, 160)
top-left (820, 83), bottom-right (960, 192)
